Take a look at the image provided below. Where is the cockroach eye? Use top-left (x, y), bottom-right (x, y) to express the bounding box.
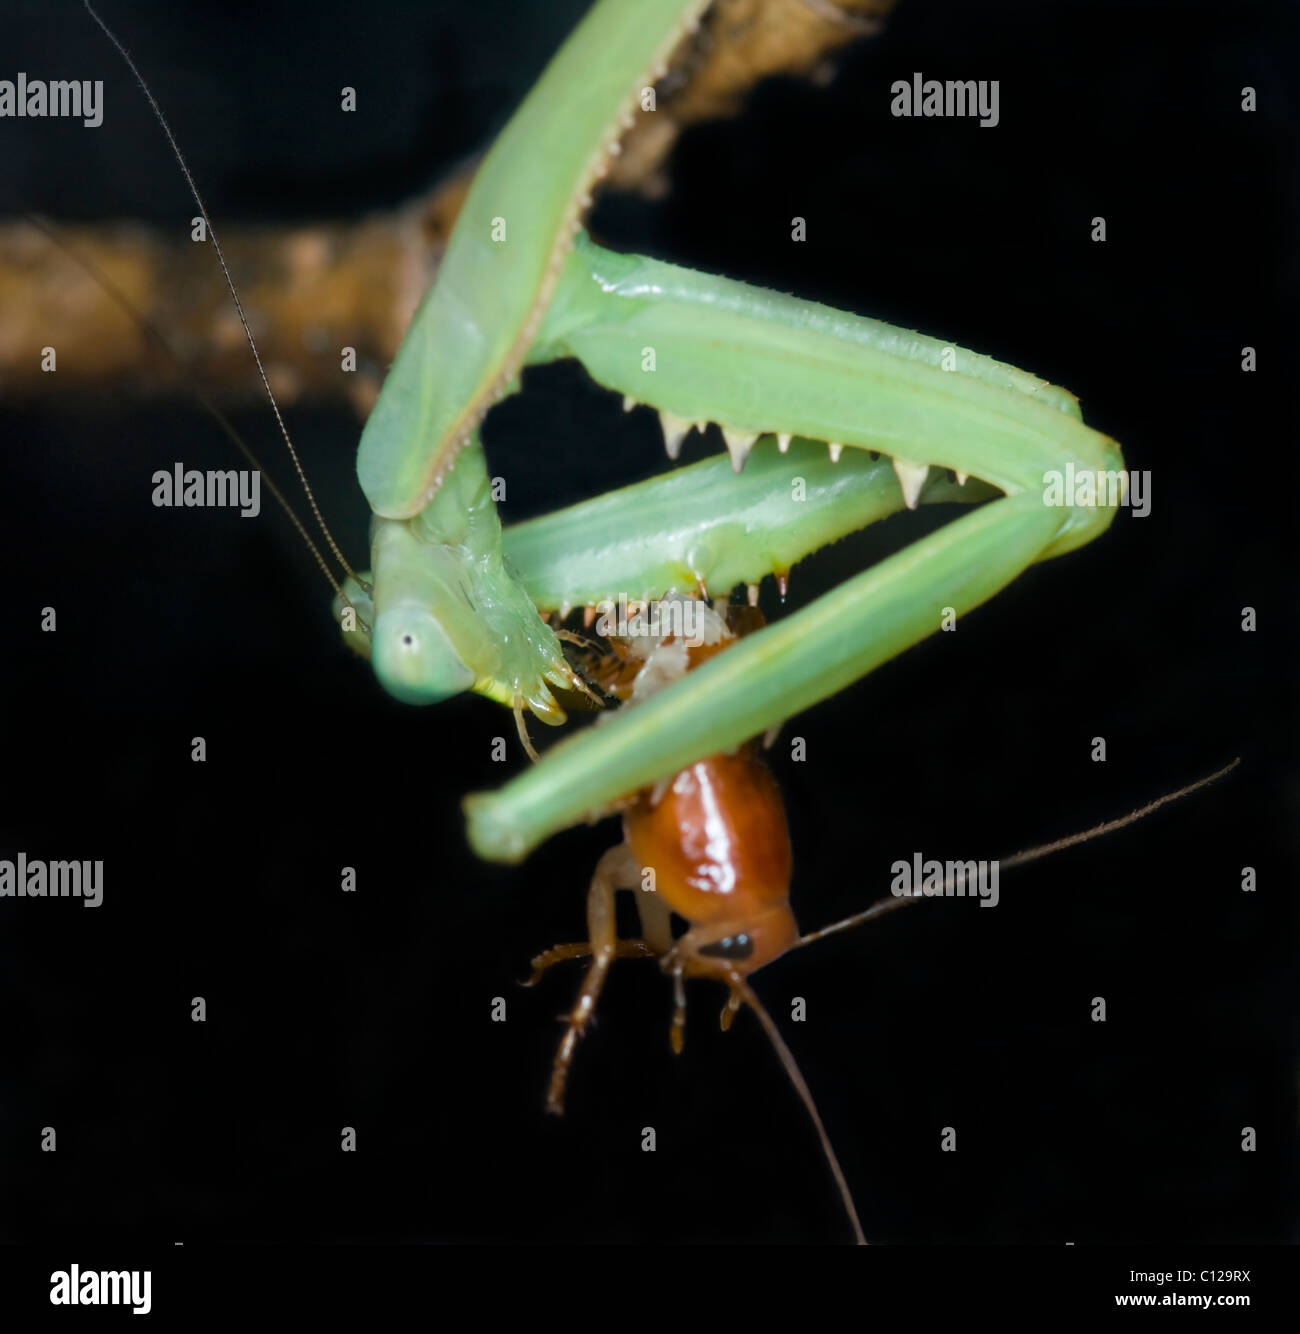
top-left (698, 933), bottom-right (754, 961)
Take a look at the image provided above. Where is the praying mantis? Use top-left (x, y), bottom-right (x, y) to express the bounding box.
top-left (9, 0), bottom-right (1263, 1245)
top-left (339, 0), bottom-right (1125, 859)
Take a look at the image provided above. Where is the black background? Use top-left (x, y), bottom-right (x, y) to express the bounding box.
top-left (0, 0), bottom-right (1295, 1246)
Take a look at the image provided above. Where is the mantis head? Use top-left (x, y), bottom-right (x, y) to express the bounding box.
top-left (338, 437), bottom-right (586, 727)
top-left (369, 597), bottom-right (475, 708)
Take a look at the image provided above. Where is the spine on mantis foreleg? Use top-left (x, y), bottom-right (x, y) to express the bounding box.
top-left (356, 0), bottom-right (710, 519)
top-left (462, 229), bottom-right (1128, 859)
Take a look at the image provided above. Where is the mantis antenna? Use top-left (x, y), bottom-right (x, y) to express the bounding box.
top-left (23, 211), bottom-right (357, 611)
top-left (83, 0), bottom-right (363, 593)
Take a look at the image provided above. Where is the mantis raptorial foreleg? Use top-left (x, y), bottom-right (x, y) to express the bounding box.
top-left (502, 436), bottom-right (990, 612)
top-left (466, 491), bottom-right (1072, 860)
top-left (455, 234), bottom-right (1122, 859)
top-left (323, 0), bottom-right (1126, 865)
top-left (356, 0), bottom-right (715, 515)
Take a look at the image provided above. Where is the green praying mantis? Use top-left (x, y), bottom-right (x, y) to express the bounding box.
top-left (87, 0), bottom-right (1126, 862)
top-left (330, 0), bottom-right (1125, 865)
top-left (78, 0), bottom-right (1230, 1244)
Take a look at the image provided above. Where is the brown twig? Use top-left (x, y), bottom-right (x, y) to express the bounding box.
top-left (3, 0), bottom-right (894, 410)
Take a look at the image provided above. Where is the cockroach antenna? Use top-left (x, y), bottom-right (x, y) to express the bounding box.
top-left (726, 969), bottom-right (868, 1246)
top-left (792, 758), bottom-right (1242, 953)
top-left (744, 756), bottom-right (1240, 1245)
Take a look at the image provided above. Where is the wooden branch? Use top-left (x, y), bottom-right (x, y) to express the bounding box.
top-left (2, 0), bottom-right (893, 411)
top-left (611, 0), bottom-right (897, 196)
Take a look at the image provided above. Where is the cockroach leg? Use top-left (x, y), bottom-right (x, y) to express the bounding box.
top-left (632, 880), bottom-right (674, 955)
top-left (545, 842), bottom-right (640, 1116)
top-left (667, 962), bottom-right (688, 1057)
top-left (719, 987), bottom-right (744, 1032)
top-left (524, 938), bottom-right (655, 988)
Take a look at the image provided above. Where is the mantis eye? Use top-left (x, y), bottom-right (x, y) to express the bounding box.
top-left (371, 607), bottom-right (474, 706)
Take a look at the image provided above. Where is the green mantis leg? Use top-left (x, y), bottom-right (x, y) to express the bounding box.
top-left (335, 0), bottom-right (1124, 864)
top-left (357, 0), bottom-right (711, 517)
top-left (501, 437), bottom-right (988, 614)
top-left (465, 492), bottom-right (1067, 862)
top-left (456, 234), bottom-right (1124, 861)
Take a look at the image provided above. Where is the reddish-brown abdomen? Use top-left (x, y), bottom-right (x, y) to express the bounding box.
top-left (623, 745), bottom-right (791, 926)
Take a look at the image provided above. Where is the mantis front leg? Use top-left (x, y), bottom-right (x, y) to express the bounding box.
top-left (330, 0), bottom-right (1124, 863)
top-left (469, 495), bottom-right (1071, 860)
top-left (461, 234), bottom-right (1124, 861)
